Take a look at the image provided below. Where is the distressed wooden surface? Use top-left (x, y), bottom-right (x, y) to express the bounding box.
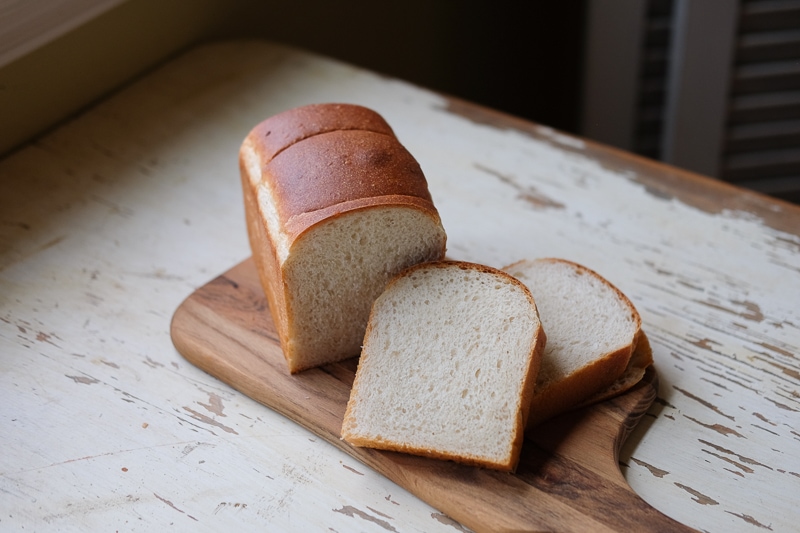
top-left (171, 258), bottom-right (684, 533)
top-left (1, 41), bottom-right (798, 532)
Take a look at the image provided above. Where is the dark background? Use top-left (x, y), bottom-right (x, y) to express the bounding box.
top-left (223, 1), bottom-right (588, 135)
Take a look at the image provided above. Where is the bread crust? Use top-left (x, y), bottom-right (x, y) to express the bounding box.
top-left (575, 330), bottom-right (653, 408)
top-left (240, 104), bottom-right (446, 373)
top-left (262, 130), bottom-right (437, 242)
top-left (240, 161), bottom-right (296, 363)
top-left (525, 343), bottom-right (632, 427)
top-left (246, 102), bottom-right (396, 163)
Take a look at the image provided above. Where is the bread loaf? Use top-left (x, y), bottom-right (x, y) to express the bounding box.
top-left (239, 103), bottom-right (447, 373)
top-left (503, 258), bottom-right (644, 428)
top-left (341, 261), bottom-right (546, 472)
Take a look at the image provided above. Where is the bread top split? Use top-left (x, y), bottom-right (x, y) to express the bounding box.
top-left (341, 261), bottom-right (546, 472)
top-left (240, 103), bottom-right (441, 247)
top-left (245, 102), bottom-right (397, 163)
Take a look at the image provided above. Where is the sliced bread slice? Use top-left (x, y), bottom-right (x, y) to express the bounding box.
top-left (341, 261), bottom-right (546, 472)
top-left (503, 258), bottom-right (643, 428)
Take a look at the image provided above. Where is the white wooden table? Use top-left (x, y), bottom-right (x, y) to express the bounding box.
top-left (1, 41), bottom-right (798, 532)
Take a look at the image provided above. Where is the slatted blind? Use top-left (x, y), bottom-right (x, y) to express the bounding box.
top-left (633, 0), bottom-right (675, 161)
top-left (723, 0), bottom-right (800, 203)
top-left (620, 0), bottom-right (800, 203)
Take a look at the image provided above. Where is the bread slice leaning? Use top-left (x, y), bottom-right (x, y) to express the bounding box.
top-left (341, 261), bottom-right (546, 472)
top-left (239, 103), bottom-right (447, 373)
top-left (502, 258), bottom-right (643, 428)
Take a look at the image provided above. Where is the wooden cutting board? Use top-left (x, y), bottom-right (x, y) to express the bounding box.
top-left (170, 258), bottom-right (693, 532)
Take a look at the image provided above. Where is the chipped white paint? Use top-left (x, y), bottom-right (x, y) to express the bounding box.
top-left (1, 41), bottom-right (798, 532)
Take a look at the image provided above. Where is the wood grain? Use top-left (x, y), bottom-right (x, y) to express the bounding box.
top-left (171, 258), bottom-right (694, 533)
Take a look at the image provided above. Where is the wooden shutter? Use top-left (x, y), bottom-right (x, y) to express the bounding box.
top-left (723, 0), bottom-right (800, 203)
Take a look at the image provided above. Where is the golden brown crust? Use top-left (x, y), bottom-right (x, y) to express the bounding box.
top-left (263, 130), bottom-right (436, 241)
top-left (575, 330), bottom-right (654, 408)
top-left (239, 159), bottom-right (290, 355)
top-left (512, 307), bottom-right (546, 471)
top-left (341, 436), bottom-right (521, 471)
top-left (525, 344), bottom-right (633, 428)
top-left (246, 103), bottom-right (395, 163)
